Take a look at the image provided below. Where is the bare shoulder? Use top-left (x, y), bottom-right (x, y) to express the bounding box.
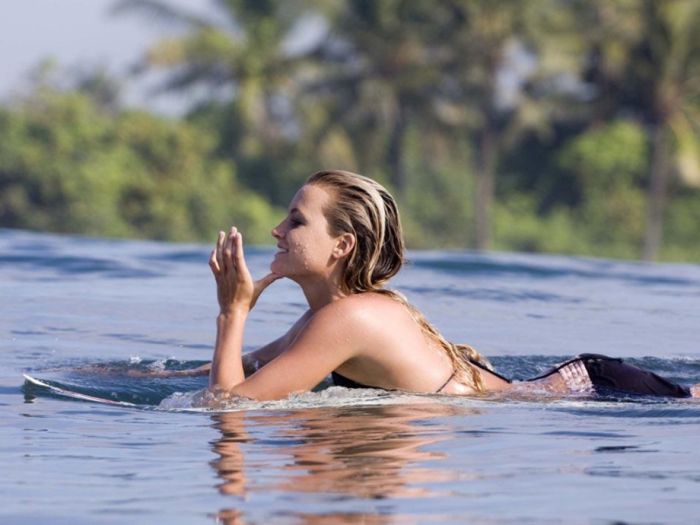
top-left (318, 292), bottom-right (405, 321)
top-left (283, 293), bottom-right (416, 363)
top-left (308, 292), bottom-right (411, 340)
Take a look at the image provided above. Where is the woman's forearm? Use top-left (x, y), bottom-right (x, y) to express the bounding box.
top-left (209, 311), bottom-right (248, 390)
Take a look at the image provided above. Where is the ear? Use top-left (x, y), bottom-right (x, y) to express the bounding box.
top-left (332, 232), bottom-right (356, 260)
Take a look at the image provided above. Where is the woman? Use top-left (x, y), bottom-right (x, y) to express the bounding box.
top-left (203, 170), bottom-right (698, 401)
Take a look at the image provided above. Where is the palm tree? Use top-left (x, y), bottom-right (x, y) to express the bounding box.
top-left (575, 0), bottom-right (700, 260)
top-left (112, 0), bottom-right (315, 154)
top-left (300, 0), bottom-right (451, 194)
top-left (570, 0), bottom-right (700, 260)
top-left (306, 0), bottom-right (566, 250)
top-left (638, 0), bottom-right (700, 260)
top-left (435, 0), bottom-right (569, 250)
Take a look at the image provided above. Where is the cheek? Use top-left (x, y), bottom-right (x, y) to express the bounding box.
top-left (293, 238), bottom-right (332, 270)
top-left (295, 243), bottom-right (313, 269)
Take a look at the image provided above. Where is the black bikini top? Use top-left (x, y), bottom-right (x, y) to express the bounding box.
top-left (331, 358), bottom-right (512, 391)
top-left (331, 371), bottom-right (374, 390)
top-left (331, 370), bottom-right (456, 392)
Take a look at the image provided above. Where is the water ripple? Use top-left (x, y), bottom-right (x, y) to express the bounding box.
top-left (410, 255), bottom-right (700, 287)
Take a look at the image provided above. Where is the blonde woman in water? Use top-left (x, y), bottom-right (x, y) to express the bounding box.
top-left (194, 170), bottom-right (699, 400)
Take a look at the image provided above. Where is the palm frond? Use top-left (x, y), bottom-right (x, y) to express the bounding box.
top-left (110, 0), bottom-right (212, 30)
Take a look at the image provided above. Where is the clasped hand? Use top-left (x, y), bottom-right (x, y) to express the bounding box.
top-left (209, 227), bottom-right (279, 315)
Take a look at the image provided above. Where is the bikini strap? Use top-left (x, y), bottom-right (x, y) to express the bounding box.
top-left (435, 371), bottom-right (456, 393)
top-left (468, 358), bottom-right (512, 383)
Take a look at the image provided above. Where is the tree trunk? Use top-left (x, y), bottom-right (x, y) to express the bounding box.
top-left (474, 123), bottom-right (497, 250)
top-left (642, 125), bottom-right (670, 261)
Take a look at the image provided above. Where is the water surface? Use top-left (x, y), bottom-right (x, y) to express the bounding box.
top-left (2, 229), bottom-right (699, 524)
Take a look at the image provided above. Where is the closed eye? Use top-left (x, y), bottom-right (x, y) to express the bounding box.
top-left (288, 210), bottom-right (306, 227)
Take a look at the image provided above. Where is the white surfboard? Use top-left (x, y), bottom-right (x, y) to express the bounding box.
top-left (23, 374), bottom-right (141, 408)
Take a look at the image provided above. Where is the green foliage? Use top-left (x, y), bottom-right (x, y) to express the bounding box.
top-left (0, 89), bottom-right (281, 243)
top-left (494, 195), bottom-right (581, 254)
top-left (400, 126), bottom-right (474, 248)
top-left (558, 121), bottom-right (648, 189)
top-left (2, 0), bottom-right (700, 261)
top-left (663, 190), bottom-right (700, 262)
top-left (401, 166), bottom-right (474, 249)
top-left (555, 121), bottom-right (648, 256)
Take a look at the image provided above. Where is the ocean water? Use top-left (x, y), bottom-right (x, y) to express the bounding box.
top-left (2, 228), bottom-right (699, 524)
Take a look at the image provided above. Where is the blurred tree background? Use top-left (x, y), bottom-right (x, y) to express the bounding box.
top-left (1, 0), bottom-right (699, 261)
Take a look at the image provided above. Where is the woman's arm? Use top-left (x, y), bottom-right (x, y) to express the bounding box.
top-left (145, 309), bottom-right (310, 379)
top-left (225, 302), bottom-right (360, 400)
top-left (208, 227), bottom-right (279, 391)
top-left (240, 309), bottom-right (314, 374)
top-left (241, 340), bottom-right (283, 375)
top-left (203, 313), bottom-right (310, 378)
top-left (210, 310), bottom-right (248, 388)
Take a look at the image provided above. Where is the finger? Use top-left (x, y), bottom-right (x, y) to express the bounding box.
top-left (216, 231), bottom-right (225, 272)
top-left (230, 226), bottom-right (238, 264)
top-left (223, 228), bottom-right (236, 272)
top-left (233, 230), bottom-right (247, 272)
top-left (209, 249), bottom-right (220, 274)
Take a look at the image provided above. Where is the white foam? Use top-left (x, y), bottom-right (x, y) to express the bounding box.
top-left (145, 358), bottom-right (168, 371)
top-left (157, 386), bottom-right (442, 412)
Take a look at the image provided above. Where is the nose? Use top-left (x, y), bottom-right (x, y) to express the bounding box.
top-left (271, 221), bottom-right (283, 240)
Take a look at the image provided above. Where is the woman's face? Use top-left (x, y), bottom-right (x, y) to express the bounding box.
top-left (270, 184), bottom-right (342, 279)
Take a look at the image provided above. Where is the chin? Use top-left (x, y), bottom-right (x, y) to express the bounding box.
top-left (270, 257), bottom-right (288, 276)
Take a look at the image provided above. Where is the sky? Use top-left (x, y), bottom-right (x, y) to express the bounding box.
top-left (0, 0), bottom-right (213, 114)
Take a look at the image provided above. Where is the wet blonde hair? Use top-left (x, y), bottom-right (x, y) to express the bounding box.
top-left (306, 170), bottom-right (494, 393)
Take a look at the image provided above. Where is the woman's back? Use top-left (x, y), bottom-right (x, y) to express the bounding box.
top-left (327, 293), bottom-right (457, 393)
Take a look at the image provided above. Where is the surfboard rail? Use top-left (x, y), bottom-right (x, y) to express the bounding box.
top-left (23, 373), bottom-right (141, 408)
